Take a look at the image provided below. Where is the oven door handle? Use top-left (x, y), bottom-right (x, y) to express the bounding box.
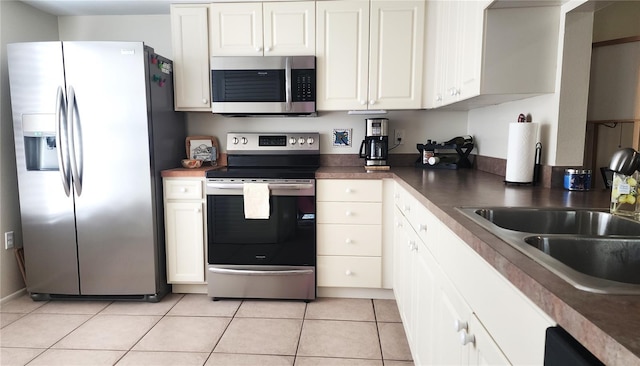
top-left (206, 182), bottom-right (314, 191)
top-left (208, 267), bottom-right (314, 276)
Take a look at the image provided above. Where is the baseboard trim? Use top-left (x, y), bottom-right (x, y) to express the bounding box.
top-left (0, 288), bottom-right (27, 305)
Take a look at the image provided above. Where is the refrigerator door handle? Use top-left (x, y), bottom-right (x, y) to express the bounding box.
top-left (55, 86), bottom-right (71, 197)
top-left (67, 86), bottom-right (84, 196)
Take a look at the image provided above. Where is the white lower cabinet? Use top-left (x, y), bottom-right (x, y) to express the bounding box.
top-left (393, 182), bottom-right (553, 365)
top-left (317, 179), bottom-right (383, 288)
top-left (163, 178), bottom-right (206, 284)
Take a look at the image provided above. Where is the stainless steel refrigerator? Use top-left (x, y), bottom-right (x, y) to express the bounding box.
top-left (7, 41), bottom-right (185, 301)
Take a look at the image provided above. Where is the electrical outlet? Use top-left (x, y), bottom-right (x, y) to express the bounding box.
top-left (394, 129), bottom-right (405, 145)
top-left (5, 231), bottom-right (14, 250)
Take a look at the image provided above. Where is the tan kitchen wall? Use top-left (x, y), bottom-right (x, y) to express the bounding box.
top-left (592, 1), bottom-right (640, 42)
top-left (0, 0), bottom-right (59, 301)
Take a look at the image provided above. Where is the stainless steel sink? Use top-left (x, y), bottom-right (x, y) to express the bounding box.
top-left (457, 207), bottom-right (640, 294)
top-left (473, 207), bottom-right (640, 235)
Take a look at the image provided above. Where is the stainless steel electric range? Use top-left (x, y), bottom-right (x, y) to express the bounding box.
top-left (205, 132), bottom-right (320, 301)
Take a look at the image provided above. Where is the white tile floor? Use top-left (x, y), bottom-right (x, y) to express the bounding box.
top-left (0, 294), bottom-right (413, 366)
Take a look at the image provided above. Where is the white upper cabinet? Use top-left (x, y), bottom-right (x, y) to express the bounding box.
top-left (317, 0), bottom-right (425, 111)
top-left (170, 4), bottom-right (211, 111)
top-left (210, 2), bottom-right (315, 56)
top-left (424, 1), bottom-right (560, 109)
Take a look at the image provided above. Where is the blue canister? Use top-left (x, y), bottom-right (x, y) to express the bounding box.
top-left (564, 169), bottom-right (591, 191)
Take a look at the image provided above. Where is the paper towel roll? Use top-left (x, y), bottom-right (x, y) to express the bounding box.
top-left (505, 123), bottom-right (539, 183)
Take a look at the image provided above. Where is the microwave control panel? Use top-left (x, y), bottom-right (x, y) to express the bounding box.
top-left (293, 69), bottom-right (315, 102)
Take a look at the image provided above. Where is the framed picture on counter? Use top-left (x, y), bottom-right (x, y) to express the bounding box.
top-left (186, 136), bottom-right (219, 165)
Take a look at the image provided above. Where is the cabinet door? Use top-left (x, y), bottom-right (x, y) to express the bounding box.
top-left (316, 0), bottom-right (370, 110)
top-left (457, 0), bottom-right (484, 101)
top-left (440, 0), bottom-right (461, 106)
top-left (165, 201), bottom-right (205, 283)
top-left (369, 0), bottom-right (425, 109)
top-left (210, 3), bottom-right (263, 56)
top-left (435, 277), bottom-right (473, 365)
top-left (170, 5), bottom-right (211, 111)
top-left (468, 314), bottom-right (511, 366)
top-left (393, 208), bottom-right (411, 324)
top-left (413, 238), bottom-right (439, 366)
top-left (264, 1), bottom-right (315, 56)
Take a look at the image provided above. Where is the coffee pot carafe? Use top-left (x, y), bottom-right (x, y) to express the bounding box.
top-left (359, 118), bottom-right (389, 166)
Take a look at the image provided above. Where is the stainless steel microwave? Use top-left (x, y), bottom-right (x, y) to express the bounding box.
top-left (210, 56), bottom-right (316, 116)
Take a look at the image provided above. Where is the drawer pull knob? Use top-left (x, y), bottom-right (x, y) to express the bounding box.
top-left (345, 211), bottom-right (352, 217)
top-left (454, 319), bottom-right (468, 332)
top-left (345, 238), bottom-right (353, 244)
top-left (345, 188), bottom-right (352, 193)
top-left (419, 224), bottom-right (427, 232)
top-left (460, 331), bottom-right (475, 346)
top-left (345, 270), bottom-right (353, 276)
top-left (194, 208), bottom-right (201, 213)
top-left (396, 221), bottom-right (403, 228)
top-left (403, 205), bottom-right (410, 212)
top-left (180, 188), bottom-right (187, 193)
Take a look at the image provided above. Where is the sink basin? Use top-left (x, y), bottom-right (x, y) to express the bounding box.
top-left (473, 207), bottom-right (640, 235)
top-left (457, 207), bottom-right (640, 294)
top-left (525, 236), bottom-right (640, 285)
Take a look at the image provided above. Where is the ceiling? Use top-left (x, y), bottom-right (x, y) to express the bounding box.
top-left (20, 0), bottom-right (210, 16)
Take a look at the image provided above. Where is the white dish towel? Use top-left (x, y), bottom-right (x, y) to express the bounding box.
top-left (243, 183), bottom-right (270, 219)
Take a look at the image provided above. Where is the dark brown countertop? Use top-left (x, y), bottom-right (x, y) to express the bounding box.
top-left (318, 166), bottom-right (639, 366)
top-left (161, 165), bottom-right (225, 178)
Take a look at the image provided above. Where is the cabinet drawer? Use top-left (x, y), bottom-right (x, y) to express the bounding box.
top-left (317, 224), bottom-right (381, 256)
top-left (317, 256), bottom-right (381, 288)
top-left (317, 202), bottom-right (382, 225)
top-left (165, 179), bottom-right (203, 200)
top-left (317, 179), bottom-right (382, 202)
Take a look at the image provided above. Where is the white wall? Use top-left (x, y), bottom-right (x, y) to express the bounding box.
top-left (58, 14), bottom-right (172, 57)
top-left (469, 2), bottom-right (594, 167)
top-left (1, 0), bottom-right (59, 300)
top-left (187, 110), bottom-right (468, 155)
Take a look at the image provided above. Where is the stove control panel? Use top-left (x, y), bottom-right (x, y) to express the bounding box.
top-left (227, 132), bottom-right (320, 153)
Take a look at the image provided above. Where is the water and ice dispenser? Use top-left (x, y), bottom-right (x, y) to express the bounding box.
top-left (22, 114), bottom-right (59, 171)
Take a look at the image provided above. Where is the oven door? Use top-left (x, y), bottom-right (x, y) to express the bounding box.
top-left (205, 179), bottom-right (316, 300)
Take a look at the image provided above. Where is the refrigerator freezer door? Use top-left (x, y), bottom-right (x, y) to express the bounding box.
top-left (62, 42), bottom-right (158, 295)
top-left (7, 42), bottom-right (80, 295)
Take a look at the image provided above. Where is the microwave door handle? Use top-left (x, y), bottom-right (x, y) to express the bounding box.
top-left (285, 56), bottom-right (292, 111)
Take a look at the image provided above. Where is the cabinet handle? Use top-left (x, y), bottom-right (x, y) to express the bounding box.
top-left (419, 224), bottom-right (427, 232)
top-left (360, 100), bottom-right (367, 105)
top-left (180, 188), bottom-right (187, 193)
top-left (369, 99), bottom-right (375, 105)
top-left (345, 238), bottom-right (353, 244)
top-left (265, 46), bottom-right (271, 52)
top-left (345, 270), bottom-right (353, 276)
top-left (194, 208), bottom-right (201, 213)
top-left (396, 221), bottom-right (403, 228)
top-left (255, 47), bottom-right (262, 52)
top-left (454, 319), bottom-right (468, 332)
top-left (460, 331), bottom-right (475, 346)
top-left (394, 193), bottom-right (399, 199)
top-left (345, 188), bottom-right (352, 193)
top-left (345, 211), bottom-right (352, 217)
top-left (403, 205), bottom-right (411, 213)
top-left (407, 240), bottom-right (416, 250)
top-left (202, 98), bottom-right (208, 104)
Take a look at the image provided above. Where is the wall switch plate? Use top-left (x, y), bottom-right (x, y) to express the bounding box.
top-left (394, 129), bottom-right (405, 145)
top-left (5, 231), bottom-right (14, 250)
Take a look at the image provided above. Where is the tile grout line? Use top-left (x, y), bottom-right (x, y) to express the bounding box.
top-left (202, 298), bottom-right (244, 365)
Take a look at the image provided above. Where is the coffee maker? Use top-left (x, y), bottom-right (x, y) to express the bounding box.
top-left (359, 118), bottom-right (389, 166)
